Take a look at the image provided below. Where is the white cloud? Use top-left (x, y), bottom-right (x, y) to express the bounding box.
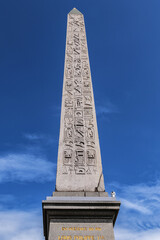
top-left (119, 198), bottom-right (151, 214)
top-left (0, 210), bottom-right (43, 240)
top-left (0, 153), bottom-right (56, 182)
top-left (115, 227), bottom-right (160, 240)
top-left (110, 181), bottom-right (160, 239)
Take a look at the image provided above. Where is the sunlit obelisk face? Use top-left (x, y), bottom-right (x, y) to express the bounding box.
top-left (56, 8), bottom-right (105, 192)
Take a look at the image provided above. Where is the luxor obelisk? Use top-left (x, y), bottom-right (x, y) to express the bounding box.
top-left (56, 7), bottom-right (105, 193)
top-left (42, 8), bottom-right (120, 240)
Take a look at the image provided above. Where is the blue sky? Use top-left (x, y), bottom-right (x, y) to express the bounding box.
top-left (0, 0), bottom-right (160, 239)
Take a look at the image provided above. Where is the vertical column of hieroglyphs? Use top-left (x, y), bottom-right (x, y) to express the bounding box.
top-left (62, 12), bottom-right (74, 175)
top-left (79, 14), bottom-right (97, 175)
top-left (62, 12), bottom-right (97, 176)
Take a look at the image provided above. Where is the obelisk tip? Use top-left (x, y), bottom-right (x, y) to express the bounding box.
top-left (69, 8), bottom-right (82, 15)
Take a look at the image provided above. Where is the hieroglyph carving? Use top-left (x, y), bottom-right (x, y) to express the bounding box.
top-left (63, 13), bottom-right (97, 175)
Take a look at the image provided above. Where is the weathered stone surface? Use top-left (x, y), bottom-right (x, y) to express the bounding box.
top-left (56, 8), bottom-right (105, 192)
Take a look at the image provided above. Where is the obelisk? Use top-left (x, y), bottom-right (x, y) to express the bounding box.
top-left (42, 8), bottom-right (120, 240)
top-left (56, 8), bottom-right (105, 192)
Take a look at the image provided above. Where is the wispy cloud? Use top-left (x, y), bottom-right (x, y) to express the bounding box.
top-left (115, 227), bottom-right (160, 240)
top-left (0, 194), bottom-right (16, 211)
top-left (0, 209), bottom-right (43, 240)
top-left (23, 133), bottom-right (57, 145)
top-left (96, 101), bottom-right (119, 116)
top-left (119, 198), bottom-right (151, 214)
top-left (24, 133), bottom-right (44, 141)
top-left (0, 194), bottom-right (15, 203)
top-left (110, 181), bottom-right (160, 239)
top-left (0, 153), bottom-right (56, 182)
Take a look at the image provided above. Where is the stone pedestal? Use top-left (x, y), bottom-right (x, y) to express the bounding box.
top-left (42, 195), bottom-right (120, 240)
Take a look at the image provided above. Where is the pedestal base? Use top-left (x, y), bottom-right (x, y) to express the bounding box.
top-left (42, 195), bottom-right (120, 240)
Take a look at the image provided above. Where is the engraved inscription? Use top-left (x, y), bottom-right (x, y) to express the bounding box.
top-left (86, 150), bottom-right (96, 166)
top-left (62, 12), bottom-right (98, 175)
top-left (56, 223), bottom-right (107, 240)
top-left (63, 149), bottom-right (73, 165)
top-left (75, 150), bottom-right (85, 166)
